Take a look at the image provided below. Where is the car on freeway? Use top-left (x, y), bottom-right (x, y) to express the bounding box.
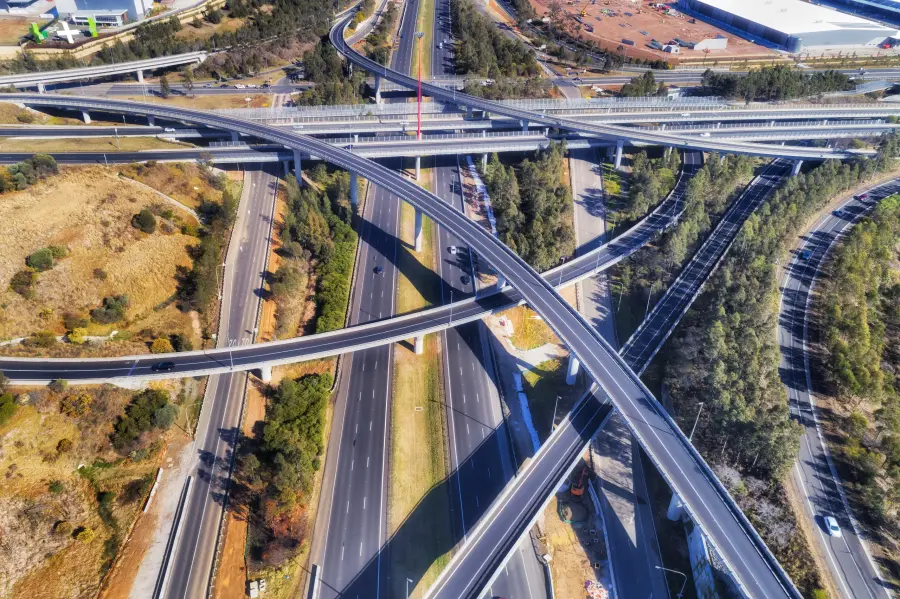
top-left (824, 515), bottom-right (842, 537)
top-left (461, 274), bottom-right (471, 285)
top-left (700, 132), bottom-right (711, 137)
top-left (374, 265), bottom-right (384, 275)
top-left (681, 113), bottom-right (691, 117)
top-left (833, 208), bottom-right (845, 219)
top-left (164, 127), bottom-right (176, 133)
top-left (151, 361), bottom-right (175, 372)
top-left (857, 193), bottom-right (869, 200)
top-left (202, 83), bottom-right (213, 88)
top-left (448, 245), bottom-right (458, 255)
top-left (799, 249), bottom-right (812, 260)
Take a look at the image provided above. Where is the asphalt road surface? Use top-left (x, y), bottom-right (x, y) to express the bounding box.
top-left (164, 165), bottom-right (279, 598)
top-left (778, 179), bottom-right (900, 599)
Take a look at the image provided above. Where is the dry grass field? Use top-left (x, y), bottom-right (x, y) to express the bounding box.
top-left (0, 166), bottom-right (199, 345)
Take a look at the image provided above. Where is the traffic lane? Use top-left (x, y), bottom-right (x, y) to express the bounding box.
top-left (319, 179), bottom-right (399, 599)
top-left (487, 538), bottom-right (547, 599)
top-left (0, 156), bottom-right (694, 381)
top-left (780, 185), bottom-right (899, 599)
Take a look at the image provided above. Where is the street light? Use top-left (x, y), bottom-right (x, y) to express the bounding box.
top-left (688, 401), bottom-right (705, 442)
top-left (406, 577), bottom-right (414, 599)
top-left (415, 31), bottom-right (425, 141)
top-left (656, 565), bottom-right (687, 598)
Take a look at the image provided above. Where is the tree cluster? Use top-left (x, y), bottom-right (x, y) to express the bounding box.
top-left (462, 76), bottom-right (552, 100)
top-left (701, 65), bottom-right (853, 102)
top-left (619, 71), bottom-right (667, 98)
top-left (624, 149), bottom-right (681, 220)
top-left (451, 0), bottom-right (539, 78)
top-left (294, 40), bottom-right (367, 106)
top-left (111, 388), bottom-right (177, 452)
top-left (818, 195), bottom-right (900, 526)
top-left (0, 154), bottom-right (58, 193)
top-left (362, 1), bottom-right (398, 65)
top-left (482, 142), bottom-right (575, 271)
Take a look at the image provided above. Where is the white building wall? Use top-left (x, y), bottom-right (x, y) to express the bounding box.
top-left (56, 0), bottom-right (150, 22)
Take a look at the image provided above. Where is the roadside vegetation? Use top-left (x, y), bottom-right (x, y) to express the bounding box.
top-left (0, 378), bottom-right (187, 598)
top-left (701, 65), bottom-right (853, 102)
top-left (451, 0), bottom-right (539, 78)
top-left (620, 71), bottom-right (668, 98)
top-left (295, 40), bottom-right (368, 106)
top-left (462, 76), bottom-right (553, 99)
top-left (815, 194), bottom-right (900, 579)
top-left (362, 1), bottom-right (399, 65)
top-left (271, 164), bottom-right (357, 339)
top-left (482, 142), bottom-right (575, 271)
top-left (660, 133), bottom-right (900, 594)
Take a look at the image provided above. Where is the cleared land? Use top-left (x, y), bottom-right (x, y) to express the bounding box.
top-left (0, 17), bottom-right (49, 45)
top-left (0, 166), bottom-right (199, 348)
top-left (507, 305), bottom-right (559, 351)
top-left (119, 161), bottom-right (239, 210)
top-left (120, 94), bottom-right (275, 110)
top-left (0, 136), bottom-right (192, 153)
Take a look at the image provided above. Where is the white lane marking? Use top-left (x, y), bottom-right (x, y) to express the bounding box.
top-left (370, 421), bottom-right (373, 431)
top-left (341, 545), bottom-right (345, 561)
top-left (351, 459), bottom-right (354, 471)
top-left (364, 496), bottom-right (367, 510)
top-left (367, 456), bottom-right (370, 468)
top-left (466, 422), bottom-right (470, 435)
top-left (346, 500), bottom-right (350, 513)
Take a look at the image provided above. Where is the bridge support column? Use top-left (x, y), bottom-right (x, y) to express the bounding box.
top-left (667, 492), bottom-right (684, 521)
top-left (415, 155), bottom-right (421, 181)
top-left (258, 365), bottom-right (272, 383)
top-left (614, 139), bottom-right (624, 170)
top-left (482, 153), bottom-right (489, 169)
top-left (414, 207), bottom-right (423, 252)
top-left (136, 69), bottom-right (144, 84)
top-left (353, 133), bottom-right (359, 143)
top-left (792, 159), bottom-right (803, 177)
top-left (81, 110), bottom-right (91, 124)
top-left (231, 131), bottom-right (239, 142)
top-left (293, 149), bottom-right (303, 187)
top-left (822, 119), bottom-right (828, 126)
top-left (148, 115), bottom-right (155, 127)
top-left (37, 82), bottom-right (45, 94)
top-left (770, 120), bottom-right (776, 127)
top-left (565, 354), bottom-right (580, 385)
top-left (521, 119), bottom-right (529, 132)
top-left (466, 106), bottom-right (473, 119)
top-left (496, 274), bottom-right (505, 290)
top-left (282, 159), bottom-right (290, 177)
top-left (660, 123), bottom-right (666, 131)
top-left (414, 334), bottom-right (425, 355)
top-left (716, 122), bottom-right (721, 129)
top-left (664, 147), bottom-right (671, 159)
top-left (374, 75), bottom-right (383, 105)
top-left (350, 171), bottom-right (358, 209)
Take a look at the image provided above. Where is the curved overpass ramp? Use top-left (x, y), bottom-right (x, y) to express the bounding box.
top-left (0, 93), bottom-right (801, 598)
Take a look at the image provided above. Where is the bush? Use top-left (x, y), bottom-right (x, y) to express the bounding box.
top-left (48, 480), bottom-right (64, 494)
top-left (111, 388), bottom-right (176, 451)
top-left (10, 269), bottom-right (36, 298)
top-left (48, 245), bottom-right (67, 259)
top-left (56, 438), bottom-right (73, 453)
top-left (62, 312), bottom-right (89, 330)
top-left (93, 268), bottom-right (108, 281)
top-left (0, 393), bottom-right (16, 426)
top-left (48, 378), bottom-right (68, 393)
top-left (151, 337), bottom-right (174, 353)
top-left (75, 527), bottom-right (94, 543)
top-left (24, 330), bottom-right (57, 348)
top-left (60, 392), bottom-right (92, 417)
top-left (132, 208), bottom-right (157, 233)
top-left (25, 248), bottom-right (54, 271)
top-left (171, 333), bottom-right (193, 352)
top-left (91, 295), bottom-right (129, 324)
top-left (68, 327), bottom-right (88, 344)
top-left (53, 520), bottom-right (73, 536)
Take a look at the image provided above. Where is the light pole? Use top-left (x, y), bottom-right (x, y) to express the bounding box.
top-left (656, 566), bottom-right (687, 598)
top-left (216, 262), bottom-right (226, 300)
top-left (552, 394), bottom-right (560, 431)
top-left (416, 31), bottom-right (425, 141)
top-left (688, 401), bottom-right (705, 441)
top-left (406, 577), bottom-right (414, 599)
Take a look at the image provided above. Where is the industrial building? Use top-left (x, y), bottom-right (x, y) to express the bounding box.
top-left (680, 0), bottom-right (900, 51)
top-left (832, 0), bottom-right (900, 24)
top-left (54, 0), bottom-right (153, 25)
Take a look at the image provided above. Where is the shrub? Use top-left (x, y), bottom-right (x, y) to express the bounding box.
top-left (62, 312), bottom-right (89, 330)
top-left (0, 372), bottom-right (7, 394)
top-left (56, 438), bottom-right (73, 453)
top-left (91, 295), bottom-right (129, 324)
top-left (132, 208), bottom-right (157, 233)
top-left (25, 248), bottom-right (54, 271)
top-left (171, 333), bottom-right (193, 352)
top-left (60, 392), bottom-right (92, 417)
top-left (0, 393), bottom-right (16, 426)
top-left (151, 337), bottom-right (174, 354)
top-left (111, 389), bottom-right (176, 451)
top-left (68, 327), bottom-right (88, 344)
top-left (53, 520), bottom-right (73, 536)
top-left (48, 480), bottom-right (64, 494)
top-left (48, 378), bottom-right (68, 393)
top-left (48, 245), bottom-right (67, 259)
top-left (92, 268), bottom-right (108, 281)
top-left (9, 270), bottom-right (35, 298)
top-left (75, 527), bottom-right (94, 543)
top-left (24, 331), bottom-right (57, 348)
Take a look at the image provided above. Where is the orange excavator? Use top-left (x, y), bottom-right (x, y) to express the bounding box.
top-left (571, 467), bottom-right (588, 497)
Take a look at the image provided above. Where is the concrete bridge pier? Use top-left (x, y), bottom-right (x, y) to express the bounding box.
top-left (414, 207), bottom-right (423, 252)
top-left (136, 69), bottom-right (144, 84)
top-left (660, 123), bottom-right (666, 131)
top-left (466, 106), bottom-right (473, 119)
top-left (353, 133), bottom-right (359, 143)
top-left (258, 365), bottom-right (273, 383)
top-left (148, 115), bottom-right (155, 127)
top-left (293, 149), bottom-right (303, 186)
top-left (667, 492), bottom-right (684, 521)
top-left (282, 160), bottom-right (291, 178)
top-left (36, 82), bottom-right (45, 94)
top-left (482, 153), bottom-right (488, 169)
top-left (565, 354), bottom-right (580, 385)
top-left (521, 119), bottom-right (529, 132)
top-left (792, 159), bottom-right (803, 177)
top-left (496, 274), bottom-right (505, 290)
top-left (374, 75), bottom-right (383, 105)
top-left (231, 131), bottom-right (239, 142)
top-left (81, 110), bottom-right (91, 124)
top-left (350, 171), bottom-right (358, 209)
top-left (414, 334), bottom-right (425, 355)
top-left (614, 139), bottom-right (624, 170)
top-left (415, 155), bottom-right (421, 180)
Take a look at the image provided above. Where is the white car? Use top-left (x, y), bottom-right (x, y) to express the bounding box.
top-left (681, 113), bottom-right (691, 117)
top-left (448, 245), bottom-right (458, 255)
top-left (164, 127), bottom-right (176, 133)
top-left (824, 515), bottom-right (842, 537)
top-left (699, 132), bottom-right (711, 137)
top-left (235, 84), bottom-right (247, 89)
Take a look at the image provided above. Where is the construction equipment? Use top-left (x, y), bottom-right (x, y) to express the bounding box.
top-left (571, 467), bottom-right (588, 497)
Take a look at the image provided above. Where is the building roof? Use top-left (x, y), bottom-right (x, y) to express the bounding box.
top-left (72, 9), bottom-right (127, 16)
top-left (698, 0), bottom-right (899, 35)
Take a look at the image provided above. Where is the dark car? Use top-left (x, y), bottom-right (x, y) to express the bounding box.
top-left (799, 249), bottom-right (812, 260)
top-left (461, 274), bottom-right (471, 286)
top-left (374, 265), bottom-right (384, 275)
top-left (151, 361), bottom-right (176, 372)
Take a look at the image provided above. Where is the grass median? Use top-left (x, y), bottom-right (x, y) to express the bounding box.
top-left (388, 159), bottom-right (454, 598)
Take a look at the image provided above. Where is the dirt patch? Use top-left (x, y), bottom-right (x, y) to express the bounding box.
top-left (0, 17), bottom-right (49, 45)
top-left (506, 305), bottom-right (559, 351)
top-left (527, 0), bottom-right (776, 64)
top-left (0, 136), bottom-right (192, 153)
top-left (119, 94), bottom-right (276, 110)
top-left (120, 161), bottom-right (240, 210)
top-left (0, 166), bottom-right (200, 344)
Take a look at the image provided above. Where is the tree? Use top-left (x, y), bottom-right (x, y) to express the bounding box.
top-left (26, 248), bottom-right (54, 271)
top-left (68, 327), bottom-right (88, 344)
top-left (132, 208), bottom-right (157, 233)
top-left (204, 6), bottom-right (222, 24)
top-left (159, 74), bottom-right (170, 98)
top-left (91, 295), bottom-right (129, 324)
top-left (54, 521), bottom-right (73, 536)
top-left (75, 527), bottom-right (94, 543)
top-left (9, 270), bottom-right (34, 298)
top-left (151, 337), bottom-right (174, 354)
top-left (0, 371), bottom-right (8, 394)
top-left (0, 393), bottom-right (16, 426)
top-left (48, 480), bottom-right (64, 494)
top-left (181, 67), bottom-right (195, 95)
top-left (60, 392), bottom-right (92, 417)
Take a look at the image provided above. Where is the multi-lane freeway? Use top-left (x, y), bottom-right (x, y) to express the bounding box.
top-left (778, 180), bottom-right (900, 599)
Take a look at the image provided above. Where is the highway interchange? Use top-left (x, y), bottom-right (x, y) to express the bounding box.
top-left (0, 2), bottom-right (898, 598)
